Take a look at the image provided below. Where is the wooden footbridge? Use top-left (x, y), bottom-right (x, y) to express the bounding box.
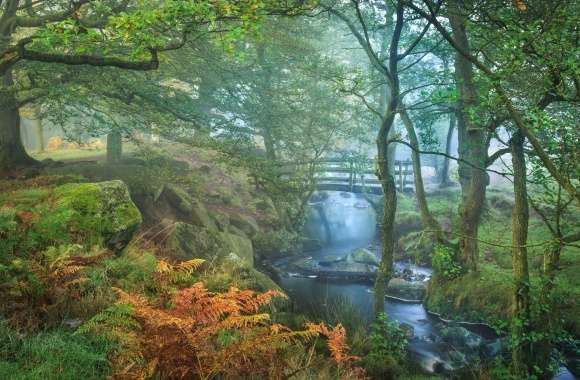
top-left (277, 158), bottom-right (414, 195)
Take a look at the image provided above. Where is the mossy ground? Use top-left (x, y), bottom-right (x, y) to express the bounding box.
top-left (409, 187), bottom-right (580, 336)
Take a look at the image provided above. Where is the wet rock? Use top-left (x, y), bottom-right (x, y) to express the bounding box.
top-left (318, 255), bottom-right (345, 266)
top-left (440, 326), bottom-right (483, 351)
top-left (387, 278), bottom-right (427, 301)
top-left (349, 248), bottom-right (379, 266)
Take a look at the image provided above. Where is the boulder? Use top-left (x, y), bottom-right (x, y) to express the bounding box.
top-left (160, 184), bottom-right (217, 231)
top-left (349, 248), bottom-right (379, 266)
top-left (223, 253), bottom-right (281, 292)
top-left (219, 231), bottom-right (254, 266)
top-left (229, 213), bottom-right (260, 237)
top-left (387, 278), bottom-right (427, 301)
top-left (439, 326), bottom-right (483, 351)
top-left (165, 222), bottom-right (254, 266)
top-left (55, 180), bottom-right (142, 253)
top-left (165, 222), bottom-right (221, 261)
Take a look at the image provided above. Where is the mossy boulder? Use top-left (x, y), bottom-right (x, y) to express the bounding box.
top-left (165, 222), bottom-right (222, 262)
top-left (202, 253), bottom-right (281, 293)
top-left (165, 222), bottom-right (254, 266)
top-left (159, 184), bottom-right (217, 231)
top-left (229, 213), bottom-right (260, 238)
top-left (387, 278), bottom-right (427, 301)
top-left (0, 180), bottom-right (141, 255)
top-left (349, 248), bottom-right (379, 266)
top-left (219, 232), bottom-right (254, 266)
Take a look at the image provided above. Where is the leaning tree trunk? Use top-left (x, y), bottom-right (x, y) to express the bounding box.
top-left (440, 111), bottom-right (456, 187)
top-left (448, 1), bottom-right (489, 272)
top-left (107, 131), bottom-right (123, 163)
top-left (0, 72), bottom-right (38, 171)
top-left (399, 106), bottom-right (443, 240)
top-left (510, 131), bottom-right (533, 376)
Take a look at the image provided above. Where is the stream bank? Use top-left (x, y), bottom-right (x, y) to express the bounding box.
top-left (268, 191), bottom-right (576, 379)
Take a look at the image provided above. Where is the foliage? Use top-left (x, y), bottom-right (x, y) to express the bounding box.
top-left (361, 313), bottom-right (407, 379)
top-left (76, 280), bottom-right (365, 379)
top-left (431, 244), bottom-right (462, 280)
top-left (0, 322), bottom-right (112, 380)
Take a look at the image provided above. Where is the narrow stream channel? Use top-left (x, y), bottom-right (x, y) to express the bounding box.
top-left (270, 191), bottom-right (575, 379)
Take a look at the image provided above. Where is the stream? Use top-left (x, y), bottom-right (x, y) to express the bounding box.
top-left (269, 191), bottom-right (575, 379)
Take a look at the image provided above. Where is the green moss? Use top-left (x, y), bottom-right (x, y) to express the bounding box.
top-left (0, 180), bottom-right (141, 258)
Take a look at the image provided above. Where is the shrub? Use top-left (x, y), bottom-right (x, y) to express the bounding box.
top-left (432, 244), bottom-right (462, 280)
top-left (78, 281), bottom-right (365, 379)
top-left (361, 313), bottom-right (407, 379)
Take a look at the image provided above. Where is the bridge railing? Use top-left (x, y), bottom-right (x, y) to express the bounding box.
top-left (276, 158), bottom-right (414, 194)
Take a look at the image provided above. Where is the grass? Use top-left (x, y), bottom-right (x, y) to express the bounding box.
top-left (0, 323), bottom-right (112, 380)
top-left (422, 187), bottom-right (580, 335)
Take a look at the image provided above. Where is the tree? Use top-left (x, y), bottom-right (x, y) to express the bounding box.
top-left (0, 0), bottom-right (309, 171)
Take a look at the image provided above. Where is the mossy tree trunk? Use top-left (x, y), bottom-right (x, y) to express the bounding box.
top-left (509, 131), bottom-right (533, 376)
top-left (374, 3), bottom-right (404, 316)
top-left (399, 106), bottom-right (443, 240)
top-left (0, 72), bottom-right (38, 171)
top-left (440, 112), bottom-right (456, 187)
top-left (107, 131), bottom-right (123, 163)
top-left (448, 1), bottom-right (488, 272)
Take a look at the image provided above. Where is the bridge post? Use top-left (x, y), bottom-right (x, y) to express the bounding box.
top-left (348, 159), bottom-right (354, 192)
top-left (398, 160), bottom-right (404, 192)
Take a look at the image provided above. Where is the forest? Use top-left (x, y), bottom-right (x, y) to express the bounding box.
top-left (0, 0), bottom-right (578, 379)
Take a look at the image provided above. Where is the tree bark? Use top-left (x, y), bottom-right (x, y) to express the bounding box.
top-left (399, 106), bottom-right (442, 238)
top-left (440, 111), bottom-right (456, 186)
top-left (374, 2), bottom-right (404, 316)
top-left (448, 1), bottom-right (489, 272)
top-left (509, 131), bottom-right (533, 376)
top-left (0, 72), bottom-right (38, 171)
top-left (106, 131), bottom-right (122, 163)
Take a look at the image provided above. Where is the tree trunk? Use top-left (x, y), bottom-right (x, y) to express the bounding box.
top-left (440, 112), bottom-right (456, 186)
top-left (0, 72), bottom-right (38, 172)
top-left (509, 131), bottom-right (533, 376)
top-left (448, 1), bottom-right (489, 272)
top-left (107, 131), bottom-right (122, 163)
top-left (374, 2), bottom-right (404, 316)
top-left (399, 106), bottom-right (442, 238)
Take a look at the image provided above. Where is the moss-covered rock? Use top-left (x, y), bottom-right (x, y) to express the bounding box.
top-left (349, 248), bottom-right (379, 266)
top-left (165, 222), bottom-right (255, 266)
top-left (387, 278), bottom-right (426, 301)
top-left (165, 222), bottom-right (222, 261)
top-left (229, 213), bottom-right (260, 238)
top-left (219, 232), bottom-right (254, 266)
top-left (159, 184), bottom-right (217, 231)
top-left (0, 180), bottom-right (141, 255)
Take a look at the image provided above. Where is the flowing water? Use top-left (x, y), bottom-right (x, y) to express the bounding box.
top-left (270, 191), bottom-right (576, 378)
